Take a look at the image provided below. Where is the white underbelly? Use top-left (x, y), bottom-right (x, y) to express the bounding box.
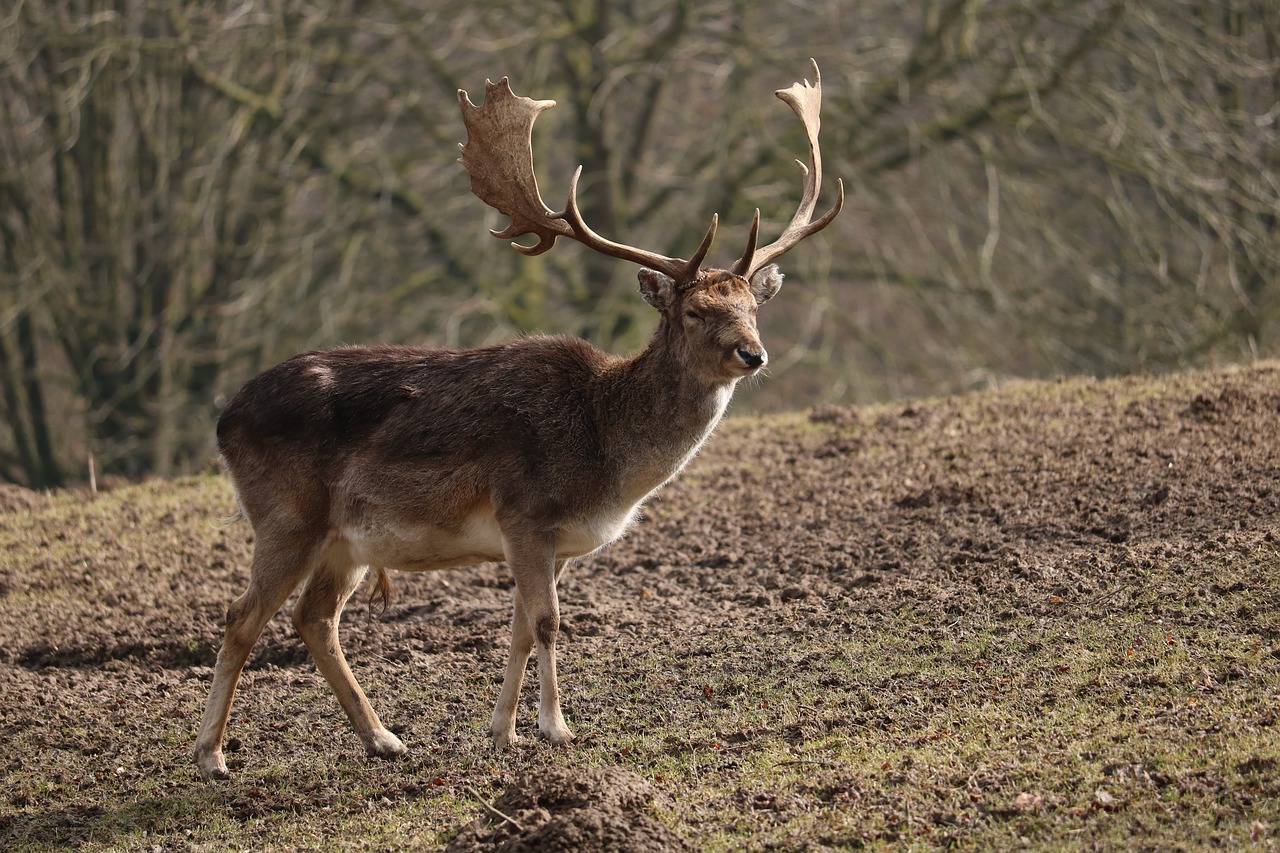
top-left (555, 504), bottom-right (641, 559)
top-left (343, 502), bottom-right (641, 572)
top-left (344, 511), bottom-right (505, 572)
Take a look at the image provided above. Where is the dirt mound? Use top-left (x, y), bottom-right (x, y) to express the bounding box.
top-left (445, 766), bottom-right (691, 852)
top-left (0, 483), bottom-right (42, 515)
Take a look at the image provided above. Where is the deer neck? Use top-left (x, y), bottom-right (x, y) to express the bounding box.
top-left (600, 320), bottom-right (737, 495)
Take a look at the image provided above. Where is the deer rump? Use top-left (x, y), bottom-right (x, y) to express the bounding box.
top-left (218, 338), bottom-right (696, 575)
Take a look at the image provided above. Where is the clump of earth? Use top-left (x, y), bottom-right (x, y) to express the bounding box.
top-left (445, 766), bottom-right (690, 852)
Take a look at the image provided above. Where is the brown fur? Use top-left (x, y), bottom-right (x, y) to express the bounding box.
top-left (193, 267), bottom-right (784, 779)
top-left (195, 63), bottom-right (839, 779)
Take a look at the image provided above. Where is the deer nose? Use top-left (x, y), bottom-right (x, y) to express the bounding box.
top-left (736, 347), bottom-right (766, 369)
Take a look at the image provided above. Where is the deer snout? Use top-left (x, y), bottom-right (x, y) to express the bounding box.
top-left (735, 346), bottom-right (767, 370)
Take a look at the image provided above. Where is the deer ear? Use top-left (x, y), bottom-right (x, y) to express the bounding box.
top-left (749, 264), bottom-right (783, 305)
top-left (637, 268), bottom-right (675, 309)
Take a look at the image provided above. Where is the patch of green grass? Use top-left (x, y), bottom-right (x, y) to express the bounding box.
top-left (3, 564), bottom-right (1275, 851)
top-left (619, 600), bottom-right (1277, 850)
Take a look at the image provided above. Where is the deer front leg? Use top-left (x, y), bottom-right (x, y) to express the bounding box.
top-left (490, 589), bottom-right (534, 747)
top-left (293, 562), bottom-right (406, 760)
top-left (491, 558), bottom-right (568, 746)
top-left (500, 533), bottom-right (573, 745)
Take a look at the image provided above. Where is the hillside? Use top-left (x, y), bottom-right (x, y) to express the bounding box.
top-left (1, 364), bottom-right (1277, 850)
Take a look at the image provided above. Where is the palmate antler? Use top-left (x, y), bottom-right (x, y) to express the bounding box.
top-left (732, 59), bottom-right (845, 279)
top-left (457, 79), bottom-right (715, 283)
top-left (457, 61), bottom-right (841, 284)
top-left (456, 80), bottom-right (572, 258)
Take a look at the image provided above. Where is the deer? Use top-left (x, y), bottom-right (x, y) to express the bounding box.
top-left (193, 60), bottom-right (842, 780)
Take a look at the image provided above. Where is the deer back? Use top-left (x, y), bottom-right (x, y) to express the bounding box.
top-left (216, 336), bottom-right (726, 550)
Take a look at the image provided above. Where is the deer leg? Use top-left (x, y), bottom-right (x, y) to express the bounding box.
top-left (531, 560), bottom-right (573, 744)
top-left (540, 558), bottom-right (573, 742)
top-left (293, 561), bottom-right (406, 760)
top-left (490, 558), bottom-right (567, 747)
top-left (490, 588), bottom-right (535, 747)
top-left (504, 533), bottom-right (572, 744)
top-left (194, 532), bottom-right (316, 780)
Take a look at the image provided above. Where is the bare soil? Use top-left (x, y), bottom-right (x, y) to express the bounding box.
top-left (445, 766), bottom-right (690, 852)
top-left (1, 363), bottom-right (1277, 849)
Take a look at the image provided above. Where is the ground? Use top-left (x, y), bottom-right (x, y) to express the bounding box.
top-left (0, 364), bottom-right (1277, 850)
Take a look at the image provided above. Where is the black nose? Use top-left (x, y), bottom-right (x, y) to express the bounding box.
top-left (736, 347), bottom-right (766, 369)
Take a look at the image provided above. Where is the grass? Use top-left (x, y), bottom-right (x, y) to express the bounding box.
top-left (646, 613), bottom-right (1277, 850)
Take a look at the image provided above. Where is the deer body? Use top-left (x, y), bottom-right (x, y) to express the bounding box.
top-left (221, 329), bottom-right (740, 574)
top-left (195, 63), bottom-right (840, 779)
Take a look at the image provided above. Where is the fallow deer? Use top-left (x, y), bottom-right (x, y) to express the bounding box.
top-left (194, 60), bottom-right (842, 779)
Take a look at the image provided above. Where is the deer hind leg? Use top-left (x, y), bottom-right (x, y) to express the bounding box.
top-left (499, 535), bottom-right (572, 745)
top-left (194, 530), bottom-right (318, 780)
top-left (292, 559), bottom-right (405, 760)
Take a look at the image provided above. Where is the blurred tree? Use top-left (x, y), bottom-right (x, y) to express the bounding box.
top-left (797, 0), bottom-right (1279, 398)
top-left (1, 0), bottom-right (1276, 485)
top-left (0, 0), bottom-right (464, 485)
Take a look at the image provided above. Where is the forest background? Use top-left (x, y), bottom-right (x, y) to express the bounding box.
top-left (1, 0), bottom-right (1276, 488)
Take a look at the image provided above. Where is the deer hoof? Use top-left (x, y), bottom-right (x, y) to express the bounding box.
top-left (538, 721), bottom-right (575, 746)
top-left (361, 728), bottom-right (407, 759)
top-left (491, 727), bottom-right (519, 749)
top-left (195, 748), bottom-right (230, 781)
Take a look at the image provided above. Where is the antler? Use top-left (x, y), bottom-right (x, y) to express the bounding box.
top-left (458, 78), bottom-right (716, 283)
top-left (731, 59), bottom-right (845, 278)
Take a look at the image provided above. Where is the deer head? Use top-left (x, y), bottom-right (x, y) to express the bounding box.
top-left (457, 59), bottom-right (843, 382)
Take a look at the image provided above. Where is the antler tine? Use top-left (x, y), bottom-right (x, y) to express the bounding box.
top-left (735, 59), bottom-right (844, 278)
top-left (561, 167), bottom-right (716, 282)
top-left (730, 209), bottom-right (762, 277)
top-left (460, 77), bottom-right (715, 282)
top-left (684, 213), bottom-right (719, 279)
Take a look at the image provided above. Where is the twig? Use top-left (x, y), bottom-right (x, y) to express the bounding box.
top-left (1085, 585), bottom-right (1124, 608)
top-left (464, 784), bottom-right (524, 833)
top-left (779, 757), bottom-right (838, 767)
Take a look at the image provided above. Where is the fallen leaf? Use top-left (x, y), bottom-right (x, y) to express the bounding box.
top-left (1014, 792), bottom-right (1043, 809)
